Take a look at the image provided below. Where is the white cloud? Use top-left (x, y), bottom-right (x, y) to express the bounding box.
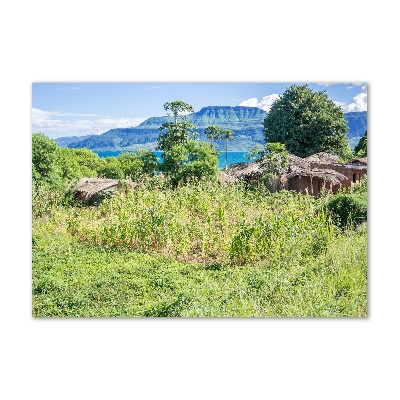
top-left (57, 86), bottom-right (80, 91)
top-left (32, 108), bottom-right (147, 138)
top-left (239, 94), bottom-right (280, 112)
top-left (239, 97), bottom-right (259, 108)
top-left (333, 101), bottom-right (346, 108)
top-left (335, 92), bottom-right (368, 112)
top-left (346, 82), bottom-right (367, 89)
top-left (317, 83), bottom-right (339, 87)
top-left (145, 86), bottom-right (159, 90)
top-left (32, 108), bottom-right (100, 118)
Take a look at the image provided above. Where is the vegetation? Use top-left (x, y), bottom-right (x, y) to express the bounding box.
top-left (204, 126), bottom-right (235, 169)
top-left (263, 85), bottom-right (350, 158)
top-left (156, 101), bottom-right (197, 152)
top-left (156, 101), bottom-right (220, 186)
top-left (162, 140), bottom-right (218, 187)
top-left (354, 130), bottom-right (367, 157)
top-left (324, 178), bottom-right (367, 228)
top-left (32, 94), bottom-right (367, 318)
top-left (33, 180), bottom-right (367, 317)
top-left (258, 143), bottom-right (289, 192)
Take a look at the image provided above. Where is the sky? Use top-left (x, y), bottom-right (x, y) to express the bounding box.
top-left (32, 82), bottom-right (367, 139)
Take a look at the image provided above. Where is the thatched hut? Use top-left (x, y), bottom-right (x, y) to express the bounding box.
top-left (303, 153), bottom-right (367, 188)
top-left (227, 151), bottom-right (367, 196)
top-left (282, 154), bottom-right (348, 195)
top-left (305, 152), bottom-right (341, 165)
top-left (346, 157), bottom-right (367, 166)
top-left (227, 160), bottom-right (264, 183)
top-left (74, 178), bottom-right (120, 205)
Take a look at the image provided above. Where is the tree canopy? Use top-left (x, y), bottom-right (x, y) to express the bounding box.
top-left (162, 140), bottom-right (218, 187)
top-left (263, 85), bottom-right (349, 158)
top-left (157, 101), bottom-right (219, 185)
top-left (157, 121), bottom-right (198, 152)
top-left (163, 101), bottom-right (194, 123)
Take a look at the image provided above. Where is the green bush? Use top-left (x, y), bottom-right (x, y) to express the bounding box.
top-left (162, 140), bottom-right (218, 187)
top-left (326, 193), bottom-right (367, 228)
top-left (32, 133), bottom-right (64, 187)
top-left (32, 182), bottom-right (65, 219)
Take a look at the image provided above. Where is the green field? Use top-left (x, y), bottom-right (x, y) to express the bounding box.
top-left (32, 182), bottom-right (367, 317)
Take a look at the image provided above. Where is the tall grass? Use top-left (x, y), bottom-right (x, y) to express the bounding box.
top-left (32, 223), bottom-right (367, 317)
top-left (46, 181), bottom-right (337, 266)
top-left (33, 181), bottom-right (367, 317)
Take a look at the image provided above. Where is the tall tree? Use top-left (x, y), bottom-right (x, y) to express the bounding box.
top-left (157, 101), bottom-right (197, 152)
top-left (263, 85), bottom-right (349, 158)
top-left (220, 129), bottom-right (234, 170)
top-left (204, 126), bottom-right (234, 169)
top-left (204, 125), bottom-right (221, 145)
top-left (158, 101), bottom-right (219, 185)
top-left (163, 101), bottom-right (194, 123)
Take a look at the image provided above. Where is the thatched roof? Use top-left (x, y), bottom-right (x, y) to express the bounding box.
top-left (227, 152), bottom-right (350, 186)
top-left (227, 160), bottom-right (263, 182)
top-left (346, 157), bottom-right (367, 166)
top-left (285, 154), bottom-right (348, 185)
top-left (74, 178), bottom-right (120, 205)
top-left (305, 152), bottom-right (341, 164)
top-left (284, 168), bottom-right (348, 185)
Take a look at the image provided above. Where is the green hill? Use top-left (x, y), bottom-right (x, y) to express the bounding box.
top-left (55, 107), bottom-right (367, 152)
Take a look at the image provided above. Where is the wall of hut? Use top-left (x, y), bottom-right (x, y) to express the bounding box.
top-left (287, 175), bottom-right (334, 196)
top-left (310, 163), bottom-right (367, 190)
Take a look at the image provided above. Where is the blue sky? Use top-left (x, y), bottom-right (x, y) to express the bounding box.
top-left (32, 82), bottom-right (367, 138)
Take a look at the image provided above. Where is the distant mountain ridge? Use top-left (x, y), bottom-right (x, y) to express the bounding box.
top-left (55, 106), bottom-right (367, 152)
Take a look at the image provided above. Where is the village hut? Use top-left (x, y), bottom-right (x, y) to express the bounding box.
top-left (74, 177), bottom-right (120, 205)
top-left (227, 159), bottom-right (264, 183)
top-left (305, 152), bottom-right (341, 165)
top-left (227, 151), bottom-right (366, 196)
top-left (303, 153), bottom-right (367, 188)
top-left (282, 154), bottom-right (348, 195)
top-left (346, 157), bottom-right (367, 166)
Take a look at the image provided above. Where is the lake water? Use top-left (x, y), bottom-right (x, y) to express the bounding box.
top-left (96, 151), bottom-right (253, 169)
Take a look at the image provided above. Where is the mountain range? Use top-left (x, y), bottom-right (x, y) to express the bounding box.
top-left (55, 106), bottom-right (367, 153)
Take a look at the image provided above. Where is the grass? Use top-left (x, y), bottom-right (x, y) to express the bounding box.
top-left (32, 181), bottom-right (367, 317)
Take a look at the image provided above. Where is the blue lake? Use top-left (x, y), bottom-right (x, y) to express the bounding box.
top-left (96, 151), bottom-right (254, 169)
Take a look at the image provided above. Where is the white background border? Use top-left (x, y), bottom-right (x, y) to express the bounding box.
top-left (1, 1), bottom-right (398, 399)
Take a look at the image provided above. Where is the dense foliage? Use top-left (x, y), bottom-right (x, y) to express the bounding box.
top-left (258, 142), bottom-right (289, 192)
top-left (354, 130), bottom-right (367, 157)
top-left (156, 101), bottom-right (219, 185)
top-left (324, 178), bottom-right (367, 228)
top-left (263, 85), bottom-right (349, 157)
top-left (162, 140), bottom-right (218, 187)
top-left (32, 133), bottom-right (159, 217)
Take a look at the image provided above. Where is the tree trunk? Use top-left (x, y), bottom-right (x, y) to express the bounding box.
top-left (225, 139), bottom-right (228, 170)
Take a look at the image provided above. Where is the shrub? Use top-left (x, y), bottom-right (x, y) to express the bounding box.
top-left (32, 133), bottom-right (64, 187)
top-left (326, 193), bottom-right (367, 228)
top-left (162, 140), bottom-right (218, 187)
